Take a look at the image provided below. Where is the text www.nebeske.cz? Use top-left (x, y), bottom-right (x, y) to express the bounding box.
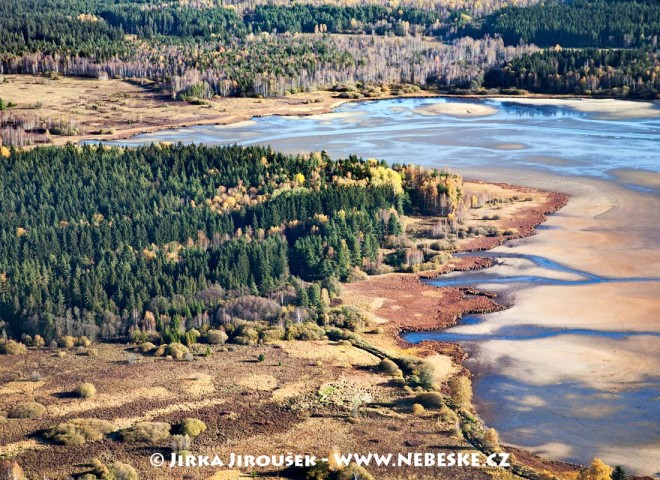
top-left (159, 452), bottom-right (511, 469)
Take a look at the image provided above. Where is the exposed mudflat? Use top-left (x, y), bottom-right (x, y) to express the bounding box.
top-left (494, 97), bottom-right (660, 120)
top-left (412, 169), bottom-right (660, 475)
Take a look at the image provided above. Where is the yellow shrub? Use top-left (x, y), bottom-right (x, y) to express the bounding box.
top-left (121, 421), bottom-right (171, 444)
top-left (180, 418), bottom-right (207, 438)
top-left (0, 340), bottom-right (27, 355)
top-left (412, 403), bottom-right (425, 416)
top-left (8, 402), bottom-right (47, 419)
top-left (75, 382), bottom-right (96, 398)
top-left (57, 336), bottom-right (76, 349)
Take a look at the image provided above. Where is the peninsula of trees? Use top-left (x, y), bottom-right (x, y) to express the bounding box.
top-left (0, 144), bottom-right (463, 345)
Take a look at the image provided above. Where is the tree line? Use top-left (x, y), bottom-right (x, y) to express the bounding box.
top-left (0, 0), bottom-right (129, 60)
top-left (245, 4), bottom-right (446, 36)
top-left (1, 0), bottom-right (657, 101)
top-left (98, 3), bottom-right (246, 41)
top-left (484, 48), bottom-right (660, 98)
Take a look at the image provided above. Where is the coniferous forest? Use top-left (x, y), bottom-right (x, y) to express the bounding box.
top-left (484, 48), bottom-right (660, 97)
top-left (0, 144), bottom-right (461, 343)
top-left (473, 0), bottom-right (660, 49)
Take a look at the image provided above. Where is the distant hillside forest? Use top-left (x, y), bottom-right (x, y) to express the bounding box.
top-left (0, 0), bottom-right (658, 98)
top-left (0, 144), bottom-right (463, 342)
top-left (471, 0), bottom-right (660, 48)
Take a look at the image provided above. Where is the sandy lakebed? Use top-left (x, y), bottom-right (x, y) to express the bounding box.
top-left (423, 168), bottom-right (660, 475)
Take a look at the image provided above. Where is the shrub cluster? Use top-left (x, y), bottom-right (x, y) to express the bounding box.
top-left (88, 458), bottom-right (139, 480)
top-left (205, 329), bottom-right (228, 345)
top-left (448, 375), bottom-right (473, 408)
top-left (285, 322), bottom-right (325, 341)
top-left (412, 403), bottom-right (425, 416)
top-left (180, 418), bottom-right (206, 438)
top-left (414, 392), bottom-right (444, 409)
top-left (154, 343), bottom-right (189, 360)
top-left (57, 336), bottom-right (76, 349)
top-left (138, 342), bottom-right (157, 353)
top-left (20, 334), bottom-right (45, 347)
top-left (120, 421), bottom-right (171, 444)
top-left (8, 401), bottom-right (47, 419)
top-left (47, 418), bottom-right (115, 445)
top-left (377, 358), bottom-right (402, 377)
top-left (75, 382), bottom-right (97, 398)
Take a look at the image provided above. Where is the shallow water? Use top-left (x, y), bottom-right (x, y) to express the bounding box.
top-left (101, 97), bottom-right (660, 474)
top-left (102, 97), bottom-right (660, 192)
top-left (426, 252), bottom-right (659, 288)
top-left (403, 320), bottom-right (660, 343)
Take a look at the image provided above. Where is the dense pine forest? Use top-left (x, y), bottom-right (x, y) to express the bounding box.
top-left (0, 0), bottom-right (658, 99)
top-left (472, 0), bottom-right (660, 48)
top-left (0, 144), bottom-right (462, 344)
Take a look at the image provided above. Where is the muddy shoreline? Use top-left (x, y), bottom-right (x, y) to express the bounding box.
top-left (380, 179), bottom-right (656, 478)
top-left (3, 72), bottom-right (656, 150)
top-left (343, 183), bottom-right (580, 475)
top-left (397, 186), bottom-right (567, 362)
top-left (403, 187), bottom-right (582, 474)
top-left (402, 184), bottom-right (567, 331)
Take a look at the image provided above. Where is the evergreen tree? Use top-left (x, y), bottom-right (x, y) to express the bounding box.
top-left (611, 466), bottom-right (627, 480)
top-left (296, 285), bottom-right (309, 307)
top-left (387, 214), bottom-right (403, 236)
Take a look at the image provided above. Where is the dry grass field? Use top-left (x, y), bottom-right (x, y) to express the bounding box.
top-left (0, 75), bottom-right (350, 147)
top-left (0, 339), bottom-right (514, 480)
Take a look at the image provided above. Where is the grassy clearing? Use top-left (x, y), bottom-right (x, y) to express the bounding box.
top-left (0, 74), bottom-right (345, 147)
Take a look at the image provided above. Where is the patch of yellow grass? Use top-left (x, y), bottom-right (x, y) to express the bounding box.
top-left (236, 374), bottom-right (278, 392)
top-left (423, 354), bottom-right (458, 383)
top-left (338, 292), bottom-right (390, 325)
top-left (278, 340), bottom-right (379, 368)
top-left (0, 439), bottom-right (48, 457)
top-left (244, 417), bottom-right (352, 458)
top-left (0, 380), bottom-right (45, 396)
top-left (207, 470), bottom-right (247, 480)
top-left (114, 398), bottom-right (226, 429)
top-left (178, 373), bottom-right (215, 397)
top-left (271, 381), bottom-right (309, 401)
top-left (0, 74), bottom-right (346, 148)
top-left (47, 387), bottom-right (170, 418)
